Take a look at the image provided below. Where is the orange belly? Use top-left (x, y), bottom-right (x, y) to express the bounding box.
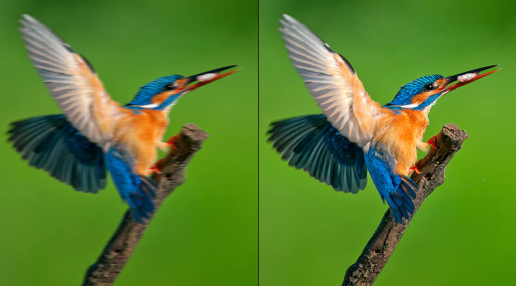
top-left (373, 109), bottom-right (429, 174)
top-left (113, 109), bottom-right (168, 175)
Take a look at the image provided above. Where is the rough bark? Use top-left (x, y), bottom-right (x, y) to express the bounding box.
top-left (82, 124), bottom-right (209, 286)
top-left (342, 124), bottom-right (469, 286)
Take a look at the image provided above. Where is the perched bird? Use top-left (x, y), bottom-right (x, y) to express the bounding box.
top-left (268, 15), bottom-right (498, 222)
top-left (9, 15), bottom-right (237, 221)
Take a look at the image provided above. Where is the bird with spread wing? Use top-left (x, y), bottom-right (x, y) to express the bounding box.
top-left (268, 15), bottom-right (498, 222)
top-left (9, 15), bottom-right (238, 221)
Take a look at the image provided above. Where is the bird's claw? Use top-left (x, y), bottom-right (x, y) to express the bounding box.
top-left (410, 135), bottom-right (438, 175)
top-left (147, 159), bottom-right (164, 175)
top-left (408, 159), bottom-right (423, 175)
top-left (167, 135), bottom-right (180, 149)
top-left (427, 135), bottom-right (438, 150)
top-left (149, 135), bottom-right (180, 175)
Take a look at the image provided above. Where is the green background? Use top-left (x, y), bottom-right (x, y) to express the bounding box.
top-left (3, 0), bottom-right (516, 285)
top-left (0, 0), bottom-right (257, 285)
top-left (260, 0), bottom-right (516, 286)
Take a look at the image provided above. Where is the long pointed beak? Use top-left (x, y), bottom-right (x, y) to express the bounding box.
top-left (441, 65), bottom-right (500, 94)
top-left (183, 65), bottom-right (239, 92)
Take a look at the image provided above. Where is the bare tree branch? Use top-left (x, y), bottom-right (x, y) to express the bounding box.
top-left (342, 123), bottom-right (469, 286)
top-left (82, 124), bottom-right (209, 286)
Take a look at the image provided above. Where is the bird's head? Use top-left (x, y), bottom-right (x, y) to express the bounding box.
top-left (127, 65), bottom-right (238, 111)
top-left (385, 65), bottom-right (499, 112)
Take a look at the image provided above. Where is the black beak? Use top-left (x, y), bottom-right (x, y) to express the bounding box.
top-left (182, 65), bottom-right (239, 92)
top-left (442, 65), bottom-right (499, 93)
top-left (186, 65), bottom-right (238, 82)
top-left (445, 65), bottom-right (498, 83)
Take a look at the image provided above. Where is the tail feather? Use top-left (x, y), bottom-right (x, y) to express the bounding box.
top-left (388, 180), bottom-right (417, 223)
top-left (364, 145), bottom-right (418, 222)
top-left (400, 176), bottom-right (418, 198)
top-left (8, 115), bottom-right (106, 193)
top-left (268, 114), bottom-right (367, 193)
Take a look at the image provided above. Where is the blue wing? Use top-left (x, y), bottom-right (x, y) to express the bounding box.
top-left (104, 144), bottom-right (157, 222)
top-left (268, 114), bottom-right (367, 193)
top-left (8, 114), bottom-right (106, 193)
top-left (364, 144), bottom-right (417, 222)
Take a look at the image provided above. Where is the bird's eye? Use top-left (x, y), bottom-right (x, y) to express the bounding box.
top-left (164, 83), bottom-right (177, 91)
top-left (423, 83), bottom-right (436, 91)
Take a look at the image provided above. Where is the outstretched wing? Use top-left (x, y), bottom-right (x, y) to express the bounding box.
top-left (8, 115), bottom-right (107, 193)
top-left (268, 115), bottom-right (367, 193)
top-left (19, 15), bottom-right (123, 148)
top-left (279, 14), bottom-right (380, 151)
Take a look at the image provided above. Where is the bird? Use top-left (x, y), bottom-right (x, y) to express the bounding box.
top-left (268, 14), bottom-right (498, 223)
top-left (8, 15), bottom-right (238, 222)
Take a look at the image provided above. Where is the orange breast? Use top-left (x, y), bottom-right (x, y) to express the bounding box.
top-left (113, 109), bottom-right (169, 174)
top-left (373, 108), bottom-right (429, 174)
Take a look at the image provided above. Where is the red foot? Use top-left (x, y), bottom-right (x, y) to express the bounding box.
top-left (427, 135), bottom-right (438, 150)
top-left (408, 159), bottom-right (423, 175)
top-left (147, 135), bottom-right (180, 175)
top-left (147, 159), bottom-right (165, 175)
top-left (167, 135), bottom-right (180, 149)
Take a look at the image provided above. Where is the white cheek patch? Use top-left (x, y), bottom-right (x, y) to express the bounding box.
top-left (139, 103), bottom-right (159, 108)
top-left (458, 72), bottom-right (478, 82)
top-left (399, 103), bottom-right (419, 108)
top-left (197, 73), bottom-right (218, 82)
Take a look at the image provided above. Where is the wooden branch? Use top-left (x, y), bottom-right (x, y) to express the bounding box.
top-left (82, 124), bottom-right (209, 286)
top-left (342, 124), bottom-right (469, 286)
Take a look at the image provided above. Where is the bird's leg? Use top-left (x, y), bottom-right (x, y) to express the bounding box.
top-left (166, 135), bottom-right (180, 149)
top-left (157, 142), bottom-right (169, 152)
top-left (426, 135), bottom-right (438, 149)
top-left (416, 135), bottom-right (439, 153)
top-left (148, 135), bottom-right (181, 175)
top-left (147, 159), bottom-right (165, 175)
top-left (156, 135), bottom-right (180, 151)
top-left (409, 135), bottom-right (439, 175)
top-left (408, 159), bottom-right (423, 175)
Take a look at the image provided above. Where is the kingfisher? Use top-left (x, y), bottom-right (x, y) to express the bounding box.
top-left (8, 15), bottom-right (238, 221)
top-left (268, 15), bottom-right (498, 222)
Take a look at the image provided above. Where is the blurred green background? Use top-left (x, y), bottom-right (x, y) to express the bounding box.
top-left (260, 0), bottom-right (516, 285)
top-left (0, 0), bottom-right (257, 285)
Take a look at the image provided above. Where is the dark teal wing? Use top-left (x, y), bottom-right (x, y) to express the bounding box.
top-left (8, 114), bottom-right (106, 193)
top-left (268, 114), bottom-right (367, 193)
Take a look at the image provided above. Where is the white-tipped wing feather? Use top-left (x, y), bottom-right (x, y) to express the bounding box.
top-left (19, 15), bottom-right (123, 148)
top-left (279, 14), bottom-right (380, 150)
